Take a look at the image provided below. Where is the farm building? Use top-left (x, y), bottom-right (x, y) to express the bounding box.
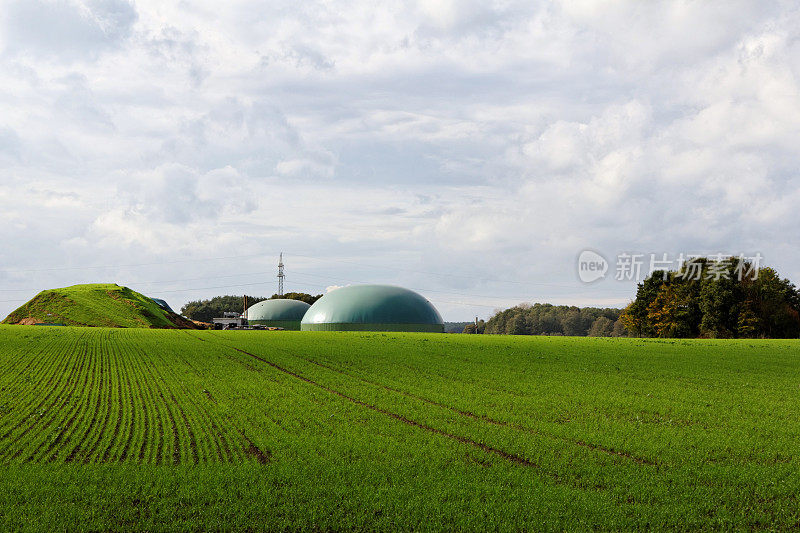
top-left (300, 284), bottom-right (444, 333)
top-left (246, 298), bottom-right (310, 330)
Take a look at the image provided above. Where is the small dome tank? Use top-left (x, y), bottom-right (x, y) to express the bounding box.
top-left (246, 299), bottom-right (311, 330)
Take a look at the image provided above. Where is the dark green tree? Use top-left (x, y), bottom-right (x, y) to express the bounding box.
top-left (181, 295), bottom-right (268, 322)
top-left (270, 292), bottom-right (322, 305)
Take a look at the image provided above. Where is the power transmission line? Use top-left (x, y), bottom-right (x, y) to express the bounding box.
top-left (0, 253), bottom-right (265, 274)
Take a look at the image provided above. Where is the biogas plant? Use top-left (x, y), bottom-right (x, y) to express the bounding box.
top-left (215, 255), bottom-right (445, 333)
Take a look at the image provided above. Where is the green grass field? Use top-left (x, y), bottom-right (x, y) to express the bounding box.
top-left (0, 325), bottom-right (798, 530)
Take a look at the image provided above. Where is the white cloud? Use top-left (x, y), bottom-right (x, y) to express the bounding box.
top-left (325, 285), bottom-right (346, 293)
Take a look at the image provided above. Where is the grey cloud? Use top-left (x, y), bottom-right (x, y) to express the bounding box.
top-left (260, 44), bottom-right (335, 71)
top-left (145, 25), bottom-right (209, 86)
top-left (0, 128), bottom-right (22, 161)
top-left (3, 0), bottom-right (137, 60)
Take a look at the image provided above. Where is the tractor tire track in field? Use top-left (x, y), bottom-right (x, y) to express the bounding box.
top-left (228, 346), bottom-right (540, 470)
top-left (298, 356), bottom-right (657, 467)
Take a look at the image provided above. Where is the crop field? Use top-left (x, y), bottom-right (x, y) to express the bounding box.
top-left (0, 326), bottom-right (798, 530)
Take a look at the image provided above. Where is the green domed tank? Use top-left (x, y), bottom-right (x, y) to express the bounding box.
top-left (246, 299), bottom-right (310, 330)
top-left (300, 285), bottom-right (444, 333)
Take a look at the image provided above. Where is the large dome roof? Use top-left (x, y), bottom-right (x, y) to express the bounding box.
top-left (246, 299), bottom-right (310, 329)
top-left (300, 285), bottom-right (444, 332)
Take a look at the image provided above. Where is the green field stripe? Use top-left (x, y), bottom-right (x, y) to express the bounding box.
top-left (0, 334), bottom-right (64, 395)
top-left (64, 333), bottom-right (107, 462)
top-left (78, 334), bottom-right (117, 463)
top-left (29, 330), bottom-right (100, 462)
top-left (0, 332), bottom-right (90, 460)
top-left (115, 333), bottom-right (143, 462)
top-left (113, 332), bottom-right (149, 463)
top-left (161, 344), bottom-right (238, 462)
top-left (146, 342), bottom-right (217, 462)
top-left (132, 338), bottom-right (214, 465)
top-left (160, 391), bottom-right (185, 464)
top-left (38, 331), bottom-right (104, 462)
top-left (114, 332), bottom-right (143, 462)
top-left (138, 342), bottom-right (205, 464)
top-left (155, 332), bottom-right (264, 463)
top-left (134, 346), bottom-right (185, 465)
top-left (134, 340), bottom-right (192, 464)
top-left (12, 332), bottom-right (94, 462)
top-left (0, 331), bottom-right (87, 445)
top-left (114, 340), bottom-right (175, 465)
top-left (189, 333), bottom-right (318, 461)
top-left (177, 331), bottom-right (248, 462)
top-left (132, 349), bottom-right (161, 464)
top-left (121, 339), bottom-right (162, 464)
top-left (96, 332), bottom-right (128, 462)
top-left (186, 332), bottom-right (327, 462)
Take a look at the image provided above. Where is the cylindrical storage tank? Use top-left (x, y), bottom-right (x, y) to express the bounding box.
top-left (300, 285), bottom-right (444, 333)
top-left (246, 299), bottom-right (311, 330)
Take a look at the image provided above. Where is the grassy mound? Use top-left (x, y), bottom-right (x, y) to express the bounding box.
top-left (1, 283), bottom-right (197, 328)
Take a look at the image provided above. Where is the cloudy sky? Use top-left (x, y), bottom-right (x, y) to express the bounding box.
top-left (1, 0), bottom-right (799, 321)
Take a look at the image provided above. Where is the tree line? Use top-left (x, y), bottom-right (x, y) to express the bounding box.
top-left (470, 258), bottom-right (799, 339)
top-left (620, 257), bottom-right (800, 338)
top-left (474, 303), bottom-right (626, 336)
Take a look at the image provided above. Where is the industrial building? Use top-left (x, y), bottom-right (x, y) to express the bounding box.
top-left (246, 299), bottom-right (310, 330)
top-left (212, 311), bottom-right (246, 329)
top-left (300, 284), bottom-right (444, 333)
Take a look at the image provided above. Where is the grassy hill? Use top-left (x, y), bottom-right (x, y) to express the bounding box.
top-left (0, 327), bottom-right (798, 530)
top-left (1, 283), bottom-right (196, 328)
